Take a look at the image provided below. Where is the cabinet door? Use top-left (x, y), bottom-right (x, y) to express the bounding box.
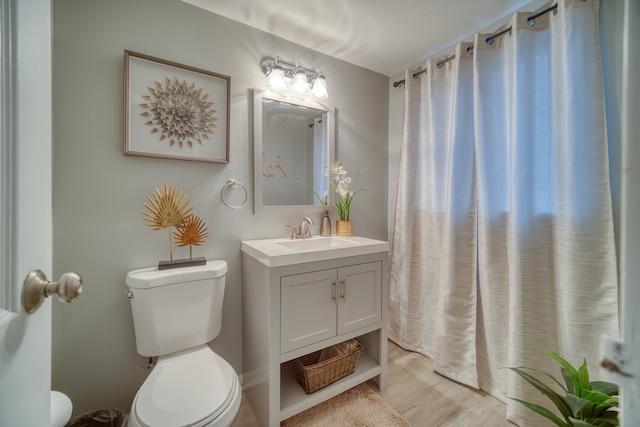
top-left (281, 269), bottom-right (337, 353)
top-left (337, 262), bottom-right (382, 335)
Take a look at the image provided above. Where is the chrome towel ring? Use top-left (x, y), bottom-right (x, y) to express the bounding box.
top-left (220, 179), bottom-right (248, 209)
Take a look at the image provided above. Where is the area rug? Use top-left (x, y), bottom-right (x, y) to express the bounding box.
top-left (281, 382), bottom-right (410, 426)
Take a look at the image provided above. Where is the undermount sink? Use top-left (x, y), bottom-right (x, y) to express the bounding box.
top-left (241, 235), bottom-right (389, 267)
top-left (277, 236), bottom-right (361, 251)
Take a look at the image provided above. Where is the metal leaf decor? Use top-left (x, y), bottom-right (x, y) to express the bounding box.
top-left (139, 77), bottom-right (217, 148)
top-left (141, 184), bottom-right (193, 261)
top-left (174, 214), bottom-right (209, 260)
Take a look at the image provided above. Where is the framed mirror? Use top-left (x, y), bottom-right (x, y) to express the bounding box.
top-left (253, 89), bottom-right (335, 214)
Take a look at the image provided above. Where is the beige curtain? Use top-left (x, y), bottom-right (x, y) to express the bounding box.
top-left (388, 0), bottom-right (619, 425)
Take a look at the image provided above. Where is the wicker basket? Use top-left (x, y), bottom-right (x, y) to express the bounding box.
top-left (293, 339), bottom-right (363, 394)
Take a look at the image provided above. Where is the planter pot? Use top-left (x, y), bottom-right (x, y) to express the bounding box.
top-left (336, 220), bottom-right (353, 236)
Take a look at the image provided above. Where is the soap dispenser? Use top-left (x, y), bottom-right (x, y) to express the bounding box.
top-left (320, 210), bottom-right (331, 237)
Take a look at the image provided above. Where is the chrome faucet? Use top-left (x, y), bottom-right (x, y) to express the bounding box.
top-left (287, 217), bottom-right (316, 239)
top-left (299, 217), bottom-right (315, 239)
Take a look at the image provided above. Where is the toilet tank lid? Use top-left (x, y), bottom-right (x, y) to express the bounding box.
top-left (126, 260), bottom-right (227, 289)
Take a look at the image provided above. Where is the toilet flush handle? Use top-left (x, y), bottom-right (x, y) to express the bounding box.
top-left (21, 269), bottom-right (83, 314)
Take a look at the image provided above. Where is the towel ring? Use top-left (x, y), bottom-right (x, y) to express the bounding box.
top-left (220, 179), bottom-right (248, 209)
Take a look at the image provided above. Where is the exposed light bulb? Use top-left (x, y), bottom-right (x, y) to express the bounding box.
top-left (311, 70), bottom-right (328, 99)
top-left (292, 62), bottom-right (309, 94)
top-left (267, 57), bottom-right (286, 91)
top-left (268, 67), bottom-right (286, 91)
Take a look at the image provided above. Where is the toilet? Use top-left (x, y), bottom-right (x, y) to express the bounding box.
top-left (126, 260), bottom-right (241, 427)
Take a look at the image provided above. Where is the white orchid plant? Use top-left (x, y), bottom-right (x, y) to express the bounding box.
top-left (298, 181), bottom-right (328, 206)
top-left (328, 162), bottom-right (367, 221)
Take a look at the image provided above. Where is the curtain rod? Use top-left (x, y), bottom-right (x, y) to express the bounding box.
top-left (392, 3), bottom-right (558, 88)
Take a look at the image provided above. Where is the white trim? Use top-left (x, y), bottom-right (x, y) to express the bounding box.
top-left (0, 0), bottom-right (18, 312)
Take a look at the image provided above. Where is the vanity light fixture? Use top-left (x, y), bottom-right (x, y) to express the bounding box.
top-left (267, 57), bottom-right (286, 92)
top-left (292, 62), bottom-right (309, 95)
top-left (260, 57), bottom-right (328, 99)
top-left (311, 69), bottom-right (328, 99)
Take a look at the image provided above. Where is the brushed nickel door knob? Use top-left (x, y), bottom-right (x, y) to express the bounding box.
top-left (21, 269), bottom-right (83, 314)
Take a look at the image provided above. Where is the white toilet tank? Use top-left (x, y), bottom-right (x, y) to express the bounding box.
top-left (126, 260), bottom-right (228, 357)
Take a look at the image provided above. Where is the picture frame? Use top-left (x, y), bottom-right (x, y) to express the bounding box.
top-left (124, 50), bottom-right (230, 163)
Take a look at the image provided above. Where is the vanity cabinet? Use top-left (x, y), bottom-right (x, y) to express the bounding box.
top-left (241, 240), bottom-right (388, 427)
top-left (280, 263), bottom-right (382, 353)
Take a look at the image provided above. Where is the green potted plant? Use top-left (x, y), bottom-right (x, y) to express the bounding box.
top-left (328, 162), bottom-right (367, 236)
top-left (509, 350), bottom-right (619, 427)
top-left (298, 181), bottom-right (328, 206)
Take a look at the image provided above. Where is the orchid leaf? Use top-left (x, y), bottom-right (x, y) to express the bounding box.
top-left (327, 163), bottom-right (368, 220)
top-left (296, 181), bottom-right (328, 205)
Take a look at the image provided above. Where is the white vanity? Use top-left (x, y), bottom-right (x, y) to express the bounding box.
top-left (241, 236), bottom-right (389, 426)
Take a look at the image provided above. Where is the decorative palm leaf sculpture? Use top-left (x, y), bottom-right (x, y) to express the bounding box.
top-left (174, 214), bottom-right (209, 260)
top-left (141, 184), bottom-right (193, 261)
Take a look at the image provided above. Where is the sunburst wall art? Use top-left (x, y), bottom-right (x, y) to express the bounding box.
top-left (124, 50), bottom-right (230, 163)
top-left (141, 185), bottom-right (208, 269)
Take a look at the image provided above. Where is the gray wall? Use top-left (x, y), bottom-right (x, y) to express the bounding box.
top-left (51, 0), bottom-right (389, 415)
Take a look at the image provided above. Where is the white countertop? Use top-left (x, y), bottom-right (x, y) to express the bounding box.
top-left (241, 235), bottom-right (389, 267)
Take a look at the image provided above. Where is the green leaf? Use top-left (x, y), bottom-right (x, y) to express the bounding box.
top-left (581, 389), bottom-right (619, 418)
top-left (561, 367), bottom-right (575, 394)
top-left (577, 414), bottom-right (619, 427)
top-left (586, 412), bottom-right (620, 426)
top-left (295, 181), bottom-right (328, 205)
top-left (515, 365), bottom-right (568, 393)
top-left (510, 398), bottom-right (568, 427)
top-left (568, 417), bottom-right (597, 427)
top-left (582, 389), bottom-right (619, 405)
top-left (565, 394), bottom-right (590, 418)
top-left (578, 359), bottom-right (591, 393)
top-left (510, 351), bottom-right (619, 426)
top-left (585, 414), bottom-right (619, 427)
top-left (509, 367), bottom-right (572, 419)
top-left (590, 381), bottom-right (619, 397)
top-left (545, 350), bottom-right (581, 395)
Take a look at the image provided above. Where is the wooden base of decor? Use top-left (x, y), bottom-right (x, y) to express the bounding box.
top-left (336, 220), bottom-right (353, 236)
top-left (158, 256), bottom-right (206, 270)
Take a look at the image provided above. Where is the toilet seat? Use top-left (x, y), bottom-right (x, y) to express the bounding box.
top-left (132, 345), bottom-right (239, 427)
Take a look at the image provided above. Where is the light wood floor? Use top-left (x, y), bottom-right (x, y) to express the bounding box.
top-left (232, 340), bottom-right (515, 426)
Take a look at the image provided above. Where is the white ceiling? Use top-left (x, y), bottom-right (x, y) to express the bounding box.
top-left (183, 0), bottom-right (541, 76)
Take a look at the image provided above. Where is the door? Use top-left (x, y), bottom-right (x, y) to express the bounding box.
top-left (337, 262), bottom-right (382, 335)
top-left (0, 0), bottom-right (54, 425)
top-left (281, 269), bottom-right (337, 353)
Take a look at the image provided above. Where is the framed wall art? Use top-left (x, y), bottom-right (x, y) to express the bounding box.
top-left (124, 50), bottom-right (230, 163)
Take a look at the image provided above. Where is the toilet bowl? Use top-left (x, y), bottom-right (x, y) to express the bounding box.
top-left (126, 261), bottom-right (241, 427)
top-left (50, 390), bottom-right (72, 427)
top-left (128, 346), bottom-right (241, 427)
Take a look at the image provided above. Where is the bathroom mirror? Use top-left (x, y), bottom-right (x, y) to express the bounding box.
top-left (253, 89), bottom-right (335, 214)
